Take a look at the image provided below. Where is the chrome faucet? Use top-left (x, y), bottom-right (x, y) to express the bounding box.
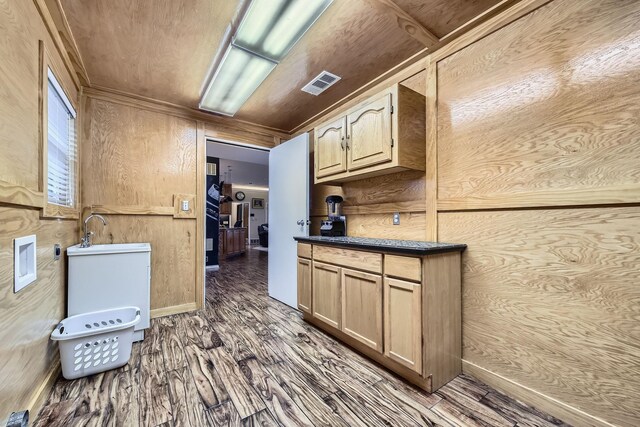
top-left (81, 214), bottom-right (107, 248)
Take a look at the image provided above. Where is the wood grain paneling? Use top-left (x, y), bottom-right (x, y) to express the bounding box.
top-left (341, 170), bottom-right (426, 239)
top-left (431, 1), bottom-right (640, 425)
top-left (393, 0), bottom-right (503, 38)
top-left (82, 98), bottom-right (197, 208)
top-left (437, 0), bottom-right (640, 203)
top-left (0, 208), bottom-right (78, 420)
top-left (347, 212), bottom-right (426, 240)
top-left (0, 0), bottom-right (80, 419)
top-left (60, 0), bottom-right (241, 108)
top-left (439, 208), bottom-right (640, 426)
top-left (82, 96), bottom-right (201, 313)
top-left (58, 0), bottom-right (507, 132)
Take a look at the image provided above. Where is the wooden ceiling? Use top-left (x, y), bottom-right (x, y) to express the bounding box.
top-left (59, 0), bottom-right (501, 132)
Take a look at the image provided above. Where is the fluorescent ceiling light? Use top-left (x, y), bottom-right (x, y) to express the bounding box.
top-left (200, 0), bottom-right (333, 116)
top-left (200, 45), bottom-right (276, 116)
top-left (234, 0), bottom-right (333, 62)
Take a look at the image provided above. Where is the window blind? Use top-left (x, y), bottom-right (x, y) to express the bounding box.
top-left (47, 69), bottom-right (76, 208)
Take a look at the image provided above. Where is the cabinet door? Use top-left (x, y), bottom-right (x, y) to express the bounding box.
top-left (384, 278), bottom-right (422, 373)
top-left (297, 258), bottom-right (312, 314)
top-left (347, 93), bottom-right (392, 171)
top-left (341, 269), bottom-right (383, 352)
top-left (226, 230), bottom-right (235, 255)
top-left (315, 116), bottom-right (347, 178)
top-left (312, 262), bottom-right (341, 329)
top-left (234, 230), bottom-right (242, 254)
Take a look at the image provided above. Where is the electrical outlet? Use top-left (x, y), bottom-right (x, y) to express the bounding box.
top-left (181, 200), bottom-right (190, 211)
top-left (393, 212), bottom-right (400, 225)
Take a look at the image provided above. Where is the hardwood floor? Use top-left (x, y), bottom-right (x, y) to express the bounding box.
top-left (36, 250), bottom-right (569, 426)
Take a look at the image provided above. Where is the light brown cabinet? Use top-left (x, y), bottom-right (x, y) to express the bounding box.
top-left (341, 268), bottom-right (383, 352)
top-left (313, 84), bottom-right (425, 184)
top-left (312, 262), bottom-right (342, 329)
top-left (297, 242), bottom-right (463, 393)
top-left (384, 277), bottom-right (422, 373)
top-left (315, 116), bottom-right (347, 178)
top-left (297, 258), bottom-right (312, 314)
top-left (347, 92), bottom-right (393, 171)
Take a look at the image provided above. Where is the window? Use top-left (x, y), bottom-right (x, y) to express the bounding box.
top-left (46, 67), bottom-right (77, 209)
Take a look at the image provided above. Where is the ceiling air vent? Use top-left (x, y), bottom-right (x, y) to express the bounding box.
top-left (301, 71), bottom-right (341, 95)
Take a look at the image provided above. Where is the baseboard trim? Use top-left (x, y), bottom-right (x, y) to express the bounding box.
top-left (27, 359), bottom-right (61, 419)
top-left (150, 302), bottom-right (198, 318)
top-left (462, 360), bottom-right (614, 427)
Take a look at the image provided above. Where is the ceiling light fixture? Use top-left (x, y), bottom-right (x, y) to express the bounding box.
top-left (199, 0), bottom-right (333, 116)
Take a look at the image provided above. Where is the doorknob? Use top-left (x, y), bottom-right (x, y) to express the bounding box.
top-left (296, 220), bottom-right (304, 226)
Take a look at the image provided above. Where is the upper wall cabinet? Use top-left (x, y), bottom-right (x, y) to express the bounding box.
top-left (314, 84), bottom-right (425, 184)
top-left (316, 116), bottom-right (348, 178)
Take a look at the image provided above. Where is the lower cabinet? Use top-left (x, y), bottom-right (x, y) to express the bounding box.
top-left (341, 269), bottom-right (383, 352)
top-left (312, 262), bottom-right (342, 329)
top-left (384, 278), bottom-right (422, 373)
top-left (220, 228), bottom-right (247, 258)
top-left (297, 242), bottom-right (462, 393)
top-left (297, 258), bottom-right (312, 314)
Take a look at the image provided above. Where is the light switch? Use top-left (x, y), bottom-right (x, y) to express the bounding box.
top-left (14, 235), bottom-right (37, 293)
top-left (393, 212), bottom-right (400, 225)
top-left (181, 200), bottom-right (190, 211)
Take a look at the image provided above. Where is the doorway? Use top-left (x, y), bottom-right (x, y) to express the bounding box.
top-left (205, 140), bottom-right (270, 271)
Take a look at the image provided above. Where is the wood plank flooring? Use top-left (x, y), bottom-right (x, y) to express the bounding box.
top-left (36, 249), bottom-right (570, 426)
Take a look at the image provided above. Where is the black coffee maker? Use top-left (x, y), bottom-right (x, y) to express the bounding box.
top-left (320, 195), bottom-right (347, 237)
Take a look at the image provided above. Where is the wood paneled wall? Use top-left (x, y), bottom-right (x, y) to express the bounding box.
top-left (81, 89), bottom-right (282, 317)
top-left (431, 0), bottom-right (640, 425)
top-left (82, 96), bottom-right (203, 316)
top-left (0, 0), bottom-right (80, 419)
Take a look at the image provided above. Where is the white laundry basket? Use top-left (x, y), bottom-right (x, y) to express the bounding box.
top-left (51, 306), bottom-right (141, 380)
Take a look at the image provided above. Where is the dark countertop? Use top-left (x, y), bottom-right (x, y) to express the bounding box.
top-left (294, 236), bottom-right (466, 256)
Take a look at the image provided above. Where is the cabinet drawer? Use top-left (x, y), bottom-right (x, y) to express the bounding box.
top-left (297, 243), bottom-right (312, 259)
top-left (384, 255), bottom-right (421, 282)
top-left (313, 245), bottom-right (382, 274)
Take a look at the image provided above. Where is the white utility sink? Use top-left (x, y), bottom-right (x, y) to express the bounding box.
top-left (67, 243), bottom-right (151, 341)
top-left (67, 243), bottom-right (151, 256)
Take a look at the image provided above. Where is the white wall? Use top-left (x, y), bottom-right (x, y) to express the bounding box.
top-left (232, 187), bottom-right (268, 241)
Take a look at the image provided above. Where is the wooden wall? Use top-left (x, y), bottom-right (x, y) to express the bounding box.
top-left (81, 89), bottom-right (283, 317)
top-left (432, 0), bottom-right (640, 425)
top-left (0, 0), bottom-right (80, 418)
top-left (82, 96), bottom-right (204, 316)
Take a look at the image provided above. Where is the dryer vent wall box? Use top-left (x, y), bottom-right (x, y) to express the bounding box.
top-left (14, 235), bottom-right (37, 293)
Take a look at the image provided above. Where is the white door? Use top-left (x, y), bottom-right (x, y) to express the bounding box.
top-left (268, 133), bottom-right (309, 307)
